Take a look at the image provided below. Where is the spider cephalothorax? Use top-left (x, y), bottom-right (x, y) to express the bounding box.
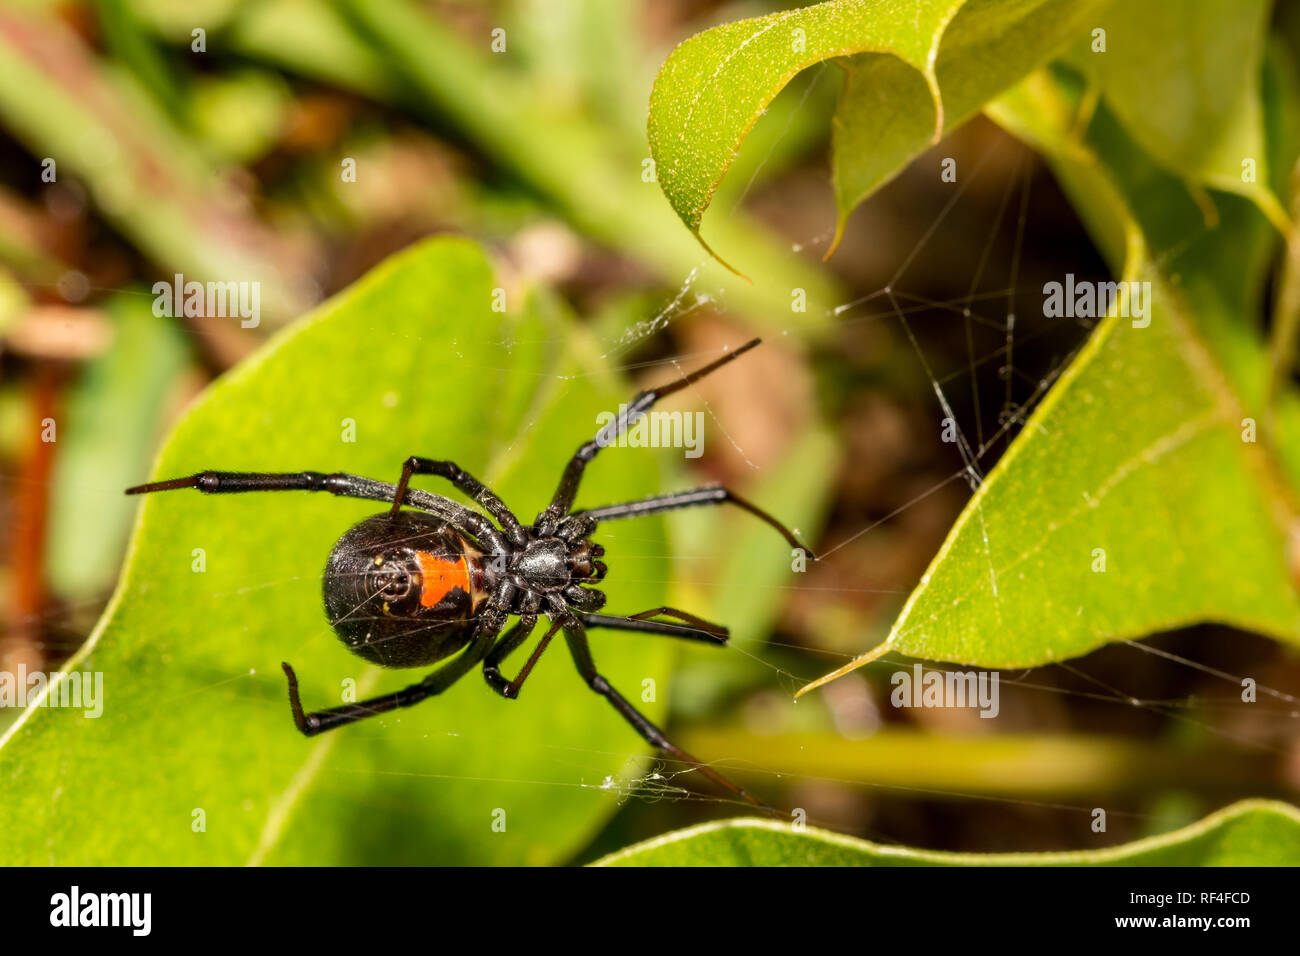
top-left (127, 339), bottom-right (813, 808)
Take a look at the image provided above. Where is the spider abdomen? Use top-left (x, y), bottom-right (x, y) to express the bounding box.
top-left (322, 511), bottom-right (490, 668)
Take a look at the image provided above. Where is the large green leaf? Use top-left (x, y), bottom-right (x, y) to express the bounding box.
top-left (0, 238), bottom-right (680, 865)
top-left (647, 0), bottom-right (1111, 266)
top-left (800, 64), bottom-right (1300, 692)
top-left (827, 265), bottom-right (1300, 673)
top-left (593, 799), bottom-right (1300, 865)
top-left (1061, 0), bottom-right (1288, 229)
top-left (831, 0), bottom-right (1110, 248)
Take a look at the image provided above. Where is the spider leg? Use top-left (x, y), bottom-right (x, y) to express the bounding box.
top-left (559, 611), bottom-right (770, 812)
top-left (538, 339), bottom-right (761, 530)
top-left (391, 458), bottom-right (526, 544)
top-left (580, 611), bottom-right (727, 645)
top-left (624, 606), bottom-right (727, 635)
top-left (570, 485), bottom-right (815, 559)
top-left (482, 614), bottom-right (536, 698)
top-left (125, 470), bottom-right (511, 555)
top-left (483, 616), bottom-right (562, 700)
top-left (281, 627), bottom-right (497, 736)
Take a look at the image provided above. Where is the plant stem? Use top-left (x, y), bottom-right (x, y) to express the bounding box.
top-left (1267, 161), bottom-right (1300, 431)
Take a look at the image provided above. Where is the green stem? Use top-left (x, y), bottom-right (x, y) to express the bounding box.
top-left (678, 728), bottom-right (1281, 797)
top-left (1267, 161), bottom-right (1300, 429)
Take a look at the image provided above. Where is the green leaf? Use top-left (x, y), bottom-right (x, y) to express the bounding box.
top-left (832, 0), bottom-right (1112, 248)
top-left (647, 0), bottom-right (1112, 267)
top-left (857, 267), bottom-right (1298, 671)
top-left (0, 238), bottom-right (679, 865)
top-left (1060, 0), bottom-right (1289, 230)
top-left (593, 799), bottom-right (1300, 865)
top-left (800, 66), bottom-right (1300, 692)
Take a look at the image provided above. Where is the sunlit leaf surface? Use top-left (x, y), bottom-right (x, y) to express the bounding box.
top-left (0, 239), bottom-right (679, 865)
top-left (594, 800), bottom-right (1300, 865)
top-left (798, 61), bottom-right (1300, 693)
top-left (647, 0), bottom-right (1111, 264)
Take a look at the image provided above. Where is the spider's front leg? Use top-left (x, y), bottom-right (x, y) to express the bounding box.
top-left (124, 469), bottom-right (507, 551)
top-left (281, 627), bottom-right (497, 736)
top-left (568, 486), bottom-right (816, 559)
top-left (390, 457), bottom-right (527, 546)
top-left (536, 339), bottom-right (760, 533)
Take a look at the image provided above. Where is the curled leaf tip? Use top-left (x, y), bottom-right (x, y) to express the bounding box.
top-left (695, 231), bottom-right (752, 283)
top-left (794, 639), bottom-right (894, 697)
top-left (822, 218), bottom-right (848, 261)
top-left (925, 72), bottom-right (945, 144)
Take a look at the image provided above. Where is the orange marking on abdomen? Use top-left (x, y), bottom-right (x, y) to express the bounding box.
top-left (414, 550), bottom-right (470, 608)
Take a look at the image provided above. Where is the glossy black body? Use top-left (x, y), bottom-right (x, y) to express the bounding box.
top-left (323, 511), bottom-right (482, 668)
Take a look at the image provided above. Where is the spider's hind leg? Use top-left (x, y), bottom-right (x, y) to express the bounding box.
top-left (483, 615), bottom-right (536, 699)
top-left (559, 614), bottom-right (770, 812)
top-left (281, 627), bottom-right (496, 736)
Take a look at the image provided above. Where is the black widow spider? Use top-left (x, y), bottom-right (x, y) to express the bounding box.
top-left (126, 338), bottom-right (812, 807)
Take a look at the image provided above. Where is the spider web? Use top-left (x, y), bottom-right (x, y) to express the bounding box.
top-left (506, 81), bottom-right (1300, 849)
top-left (4, 60), bottom-right (1298, 863)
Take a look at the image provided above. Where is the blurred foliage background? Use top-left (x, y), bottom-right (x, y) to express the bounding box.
top-left (1, 0), bottom-right (1299, 863)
